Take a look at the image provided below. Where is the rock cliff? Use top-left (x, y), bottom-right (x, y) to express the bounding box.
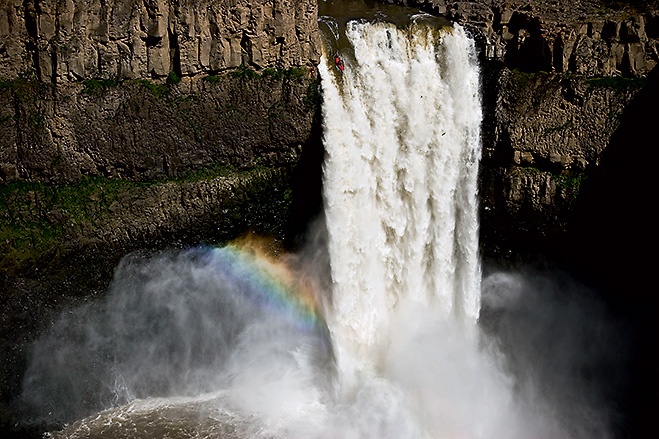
top-left (1, 0), bottom-right (320, 82)
top-left (1, 1), bottom-right (658, 436)
top-left (390, 0), bottom-right (659, 77)
top-left (478, 64), bottom-right (645, 257)
top-left (0, 0), bottom-right (321, 184)
top-left (0, 70), bottom-right (319, 183)
top-left (0, 4), bottom-right (322, 434)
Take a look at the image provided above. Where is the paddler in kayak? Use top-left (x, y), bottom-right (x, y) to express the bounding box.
top-left (335, 56), bottom-right (344, 71)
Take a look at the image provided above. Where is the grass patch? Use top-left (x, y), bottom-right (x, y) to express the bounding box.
top-left (0, 165), bottom-right (287, 273)
top-left (509, 68), bottom-right (538, 86)
top-left (0, 77), bottom-right (52, 102)
top-left (261, 67), bottom-right (284, 80)
top-left (166, 71), bottom-right (182, 85)
top-left (229, 64), bottom-right (260, 80)
top-left (205, 65), bottom-right (312, 83)
top-left (554, 171), bottom-right (587, 191)
top-left (202, 74), bottom-right (224, 83)
top-left (137, 79), bottom-right (170, 98)
top-left (283, 67), bottom-right (306, 82)
top-left (0, 177), bottom-right (152, 272)
top-left (304, 76), bottom-right (321, 110)
top-left (81, 78), bottom-right (121, 94)
top-left (587, 76), bottom-right (647, 89)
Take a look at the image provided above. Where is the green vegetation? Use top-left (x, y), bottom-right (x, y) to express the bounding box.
top-left (554, 171), bottom-right (587, 192)
top-left (282, 67), bottom-right (306, 82)
top-left (261, 67), bottom-right (283, 80)
top-left (0, 165), bottom-right (294, 275)
top-left (0, 78), bottom-right (51, 128)
top-left (166, 71), bottom-right (182, 85)
top-left (587, 76), bottom-right (647, 89)
top-left (0, 77), bottom-right (52, 102)
top-left (0, 176), bottom-right (151, 273)
top-left (514, 166), bottom-right (587, 208)
top-left (136, 78), bottom-right (170, 98)
top-left (81, 73), bottom-right (182, 98)
top-left (205, 65), bottom-right (312, 83)
top-left (509, 68), bottom-right (538, 86)
top-left (27, 111), bottom-right (44, 127)
top-left (304, 76), bottom-right (321, 110)
top-left (81, 78), bottom-right (121, 94)
top-left (202, 74), bottom-right (224, 83)
top-left (229, 64), bottom-right (260, 80)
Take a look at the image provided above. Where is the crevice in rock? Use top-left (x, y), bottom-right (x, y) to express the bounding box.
top-left (144, 35), bottom-right (162, 48)
top-left (22, 0), bottom-right (40, 79)
top-left (241, 31), bottom-right (253, 66)
top-left (168, 27), bottom-right (181, 77)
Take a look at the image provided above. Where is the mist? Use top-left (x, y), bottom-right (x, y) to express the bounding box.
top-left (16, 239), bottom-right (626, 439)
top-left (480, 267), bottom-right (630, 438)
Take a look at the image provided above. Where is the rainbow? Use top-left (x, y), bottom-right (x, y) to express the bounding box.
top-left (192, 236), bottom-right (327, 336)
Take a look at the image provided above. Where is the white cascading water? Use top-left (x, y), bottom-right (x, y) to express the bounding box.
top-left (320, 19), bottom-right (482, 386)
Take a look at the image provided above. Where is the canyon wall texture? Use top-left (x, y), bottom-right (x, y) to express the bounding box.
top-left (1, 1), bottom-right (658, 436)
top-left (393, 0), bottom-right (659, 77)
top-left (0, 71), bottom-right (318, 183)
top-left (1, 0), bottom-right (320, 82)
top-left (0, 0), bottom-right (321, 184)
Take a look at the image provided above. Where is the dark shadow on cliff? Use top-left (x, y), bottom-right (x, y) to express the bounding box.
top-left (284, 100), bottom-right (325, 251)
top-left (562, 65), bottom-right (659, 439)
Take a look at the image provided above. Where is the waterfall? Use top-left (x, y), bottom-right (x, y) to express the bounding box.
top-left (18, 10), bottom-right (618, 439)
top-left (319, 19), bottom-right (483, 384)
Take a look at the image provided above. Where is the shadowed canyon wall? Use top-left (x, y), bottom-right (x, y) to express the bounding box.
top-left (0, 0), bottom-right (323, 287)
top-left (2, 0), bottom-right (656, 277)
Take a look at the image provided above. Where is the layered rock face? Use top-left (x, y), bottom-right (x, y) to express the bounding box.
top-left (0, 0), bottom-right (320, 82)
top-left (0, 0), bottom-right (321, 184)
top-left (0, 73), bottom-right (318, 183)
top-left (477, 68), bottom-right (644, 255)
top-left (392, 0), bottom-right (659, 77)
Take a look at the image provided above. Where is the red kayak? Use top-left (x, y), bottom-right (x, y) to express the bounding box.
top-left (335, 57), bottom-right (344, 71)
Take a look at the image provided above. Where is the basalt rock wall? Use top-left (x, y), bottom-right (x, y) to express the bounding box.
top-left (389, 0), bottom-right (659, 77)
top-left (1, 0), bottom-right (320, 82)
top-left (0, 72), bottom-right (319, 183)
top-left (0, 0), bottom-right (321, 184)
top-left (0, 3), bottom-right (322, 432)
